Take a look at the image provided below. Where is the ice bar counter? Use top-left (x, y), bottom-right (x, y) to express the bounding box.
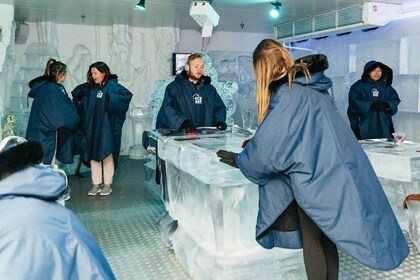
top-left (359, 138), bottom-right (420, 230)
top-left (153, 128), bottom-right (305, 280)
top-left (152, 129), bottom-right (420, 279)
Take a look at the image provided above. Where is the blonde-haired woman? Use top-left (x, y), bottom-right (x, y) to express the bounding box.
top-left (26, 58), bottom-right (80, 165)
top-left (217, 39), bottom-right (408, 279)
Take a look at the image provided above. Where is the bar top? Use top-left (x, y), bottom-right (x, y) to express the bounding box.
top-left (156, 127), bottom-right (254, 186)
top-left (360, 138), bottom-right (420, 182)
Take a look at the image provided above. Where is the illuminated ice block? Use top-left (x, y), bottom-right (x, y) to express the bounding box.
top-left (156, 127), bottom-right (305, 280)
top-left (360, 139), bottom-right (420, 230)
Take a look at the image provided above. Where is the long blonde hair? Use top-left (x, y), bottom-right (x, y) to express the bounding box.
top-left (253, 39), bottom-right (310, 123)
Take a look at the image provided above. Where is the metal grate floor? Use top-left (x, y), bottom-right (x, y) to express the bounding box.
top-left (65, 156), bottom-right (420, 280)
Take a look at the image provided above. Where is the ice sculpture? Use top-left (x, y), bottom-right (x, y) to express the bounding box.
top-left (8, 42), bottom-right (59, 137)
top-left (128, 106), bottom-right (153, 159)
top-left (149, 80), bottom-right (170, 128)
top-left (210, 52), bottom-right (258, 130)
top-left (155, 128), bottom-right (305, 280)
top-left (198, 52), bottom-right (238, 126)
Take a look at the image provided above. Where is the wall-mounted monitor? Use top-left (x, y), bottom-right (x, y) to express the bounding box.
top-left (172, 53), bottom-right (191, 75)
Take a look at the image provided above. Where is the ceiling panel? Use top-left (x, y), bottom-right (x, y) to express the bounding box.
top-left (0, 0), bottom-right (416, 34)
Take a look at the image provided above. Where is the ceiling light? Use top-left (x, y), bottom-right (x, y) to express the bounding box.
top-left (270, 2), bottom-right (282, 19)
top-left (136, 0), bottom-right (146, 10)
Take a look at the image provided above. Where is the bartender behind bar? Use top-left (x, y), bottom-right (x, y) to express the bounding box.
top-left (156, 52), bottom-right (227, 134)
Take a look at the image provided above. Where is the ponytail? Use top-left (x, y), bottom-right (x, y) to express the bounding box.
top-left (44, 58), bottom-right (67, 82)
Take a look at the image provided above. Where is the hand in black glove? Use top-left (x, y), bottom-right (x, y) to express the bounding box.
top-left (371, 101), bottom-right (388, 111)
top-left (242, 139), bottom-right (250, 148)
top-left (216, 150), bottom-right (238, 168)
top-left (180, 119), bottom-right (196, 134)
top-left (105, 93), bottom-right (110, 103)
top-left (215, 121), bottom-right (227, 131)
top-left (74, 91), bottom-right (85, 110)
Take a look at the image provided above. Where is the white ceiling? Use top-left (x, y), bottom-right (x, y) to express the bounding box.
top-left (1, 0), bottom-right (419, 34)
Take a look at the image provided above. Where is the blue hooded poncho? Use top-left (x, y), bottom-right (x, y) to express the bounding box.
top-left (156, 70), bottom-right (226, 130)
top-left (347, 60), bottom-right (400, 139)
top-left (236, 55), bottom-right (408, 271)
top-left (72, 75), bottom-right (132, 168)
top-left (0, 140), bottom-right (115, 279)
top-left (26, 75), bottom-right (80, 164)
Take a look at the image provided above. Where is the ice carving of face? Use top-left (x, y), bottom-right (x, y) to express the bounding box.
top-left (91, 67), bottom-right (105, 86)
top-left (186, 57), bottom-right (204, 83)
top-left (369, 67), bottom-right (382, 82)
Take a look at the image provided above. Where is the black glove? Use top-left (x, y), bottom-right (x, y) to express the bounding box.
top-left (180, 119), bottom-right (196, 134)
top-left (75, 90), bottom-right (86, 102)
top-left (74, 91), bottom-right (85, 112)
top-left (216, 150), bottom-right (238, 168)
top-left (242, 139), bottom-right (250, 148)
top-left (105, 93), bottom-right (110, 103)
top-left (371, 101), bottom-right (388, 111)
top-left (215, 121), bottom-right (227, 131)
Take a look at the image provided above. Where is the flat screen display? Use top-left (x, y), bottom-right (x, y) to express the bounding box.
top-left (172, 53), bottom-right (191, 75)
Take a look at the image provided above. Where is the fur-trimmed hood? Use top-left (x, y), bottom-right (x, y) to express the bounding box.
top-left (269, 54), bottom-right (330, 93)
top-left (361, 60), bottom-right (393, 85)
top-left (0, 141), bottom-right (68, 200)
top-left (28, 75), bottom-right (64, 99)
top-left (178, 69), bottom-right (212, 85)
top-left (28, 75), bottom-right (56, 89)
top-left (0, 141), bottom-right (43, 181)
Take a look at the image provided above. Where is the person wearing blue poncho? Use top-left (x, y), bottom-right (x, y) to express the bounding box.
top-left (217, 39), bottom-right (408, 280)
top-left (0, 136), bottom-right (115, 280)
top-left (347, 60), bottom-right (400, 140)
top-left (156, 53), bottom-right (227, 133)
top-left (26, 59), bottom-right (80, 165)
top-left (72, 62), bottom-right (132, 196)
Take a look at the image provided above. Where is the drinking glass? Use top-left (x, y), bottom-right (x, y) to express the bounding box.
top-left (392, 132), bottom-right (405, 151)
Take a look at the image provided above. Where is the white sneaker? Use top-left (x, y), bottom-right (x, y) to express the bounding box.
top-left (88, 184), bottom-right (101, 196)
top-left (100, 184), bottom-right (112, 196)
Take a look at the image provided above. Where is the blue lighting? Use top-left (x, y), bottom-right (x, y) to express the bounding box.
top-left (136, 0), bottom-right (146, 10)
top-left (270, 2), bottom-right (282, 19)
top-left (270, 8), bottom-right (280, 18)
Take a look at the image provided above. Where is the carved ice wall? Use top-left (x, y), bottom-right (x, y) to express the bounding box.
top-left (0, 4), bottom-right (14, 140)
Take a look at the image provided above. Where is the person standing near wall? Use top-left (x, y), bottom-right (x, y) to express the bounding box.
top-left (217, 39), bottom-right (408, 280)
top-left (347, 60), bottom-right (400, 140)
top-left (156, 53), bottom-right (227, 133)
top-left (25, 58), bottom-right (80, 165)
top-left (72, 62), bottom-right (132, 196)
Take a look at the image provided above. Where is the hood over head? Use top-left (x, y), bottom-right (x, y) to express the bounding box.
top-left (0, 136), bottom-right (67, 200)
top-left (361, 60), bottom-right (393, 85)
top-left (0, 136), bottom-right (43, 181)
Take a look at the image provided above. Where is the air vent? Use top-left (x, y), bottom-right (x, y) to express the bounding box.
top-left (275, 2), bottom-right (402, 42)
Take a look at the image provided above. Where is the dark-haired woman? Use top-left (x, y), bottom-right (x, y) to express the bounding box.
top-left (347, 60), bottom-right (400, 140)
top-left (26, 58), bottom-right (80, 166)
top-left (72, 61), bottom-right (132, 196)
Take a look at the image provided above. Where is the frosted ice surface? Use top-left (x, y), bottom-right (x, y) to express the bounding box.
top-left (156, 129), bottom-right (305, 279)
top-left (360, 139), bottom-right (420, 230)
top-left (405, 200), bottom-right (420, 252)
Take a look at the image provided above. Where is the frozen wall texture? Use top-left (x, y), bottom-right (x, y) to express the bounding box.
top-left (294, 16), bottom-right (420, 142)
top-left (4, 11), bottom-right (420, 151)
top-left (0, 19), bottom-right (269, 156)
top-left (0, 4), bottom-right (14, 140)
